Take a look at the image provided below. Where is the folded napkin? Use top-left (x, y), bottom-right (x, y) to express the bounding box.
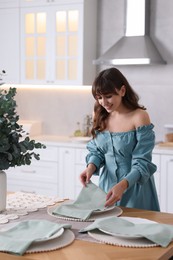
top-left (53, 181), bottom-right (107, 220)
top-left (0, 220), bottom-right (71, 255)
top-left (79, 216), bottom-right (173, 247)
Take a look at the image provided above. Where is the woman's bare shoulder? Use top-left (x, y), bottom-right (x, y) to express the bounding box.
top-left (132, 109), bottom-right (151, 128)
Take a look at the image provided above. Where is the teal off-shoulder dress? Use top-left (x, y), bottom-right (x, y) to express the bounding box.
top-left (86, 124), bottom-right (160, 211)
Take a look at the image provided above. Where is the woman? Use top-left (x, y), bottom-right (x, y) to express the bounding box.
top-left (80, 67), bottom-right (160, 211)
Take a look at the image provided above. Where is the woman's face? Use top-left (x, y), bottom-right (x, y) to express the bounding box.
top-left (96, 86), bottom-right (125, 113)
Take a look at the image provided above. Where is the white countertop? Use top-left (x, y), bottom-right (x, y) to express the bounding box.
top-left (153, 143), bottom-right (173, 154)
top-left (31, 135), bottom-right (173, 154)
top-left (31, 135), bottom-right (90, 148)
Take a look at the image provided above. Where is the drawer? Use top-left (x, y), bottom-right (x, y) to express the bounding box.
top-left (75, 149), bottom-right (88, 164)
top-left (6, 161), bottom-right (58, 183)
top-left (36, 146), bottom-right (58, 162)
top-left (7, 181), bottom-right (58, 196)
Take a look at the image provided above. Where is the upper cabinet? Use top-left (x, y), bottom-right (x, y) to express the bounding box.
top-left (20, 0), bottom-right (85, 7)
top-left (0, 2), bottom-right (20, 84)
top-left (0, 0), bottom-right (19, 8)
top-left (19, 0), bottom-right (97, 85)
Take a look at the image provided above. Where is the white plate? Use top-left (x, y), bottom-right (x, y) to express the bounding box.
top-left (35, 228), bottom-right (64, 242)
top-left (93, 206), bottom-right (115, 214)
top-left (99, 228), bottom-right (141, 239)
top-left (47, 204), bottom-right (123, 222)
top-left (99, 217), bottom-right (157, 239)
top-left (88, 230), bottom-right (158, 248)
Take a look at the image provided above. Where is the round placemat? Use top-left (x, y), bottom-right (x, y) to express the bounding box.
top-left (26, 229), bottom-right (75, 253)
top-left (47, 205), bottom-right (123, 222)
top-left (88, 230), bottom-right (159, 248)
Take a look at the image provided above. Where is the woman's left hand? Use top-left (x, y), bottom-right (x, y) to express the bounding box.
top-left (105, 179), bottom-right (128, 207)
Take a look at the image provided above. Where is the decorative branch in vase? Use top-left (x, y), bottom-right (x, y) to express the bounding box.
top-left (0, 86), bottom-right (46, 211)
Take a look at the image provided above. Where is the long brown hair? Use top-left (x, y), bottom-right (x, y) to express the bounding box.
top-left (91, 67), bottom-right (146, 137)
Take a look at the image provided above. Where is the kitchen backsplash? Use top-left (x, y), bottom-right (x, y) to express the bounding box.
top-left (14, 82), bottom-right (173, 143)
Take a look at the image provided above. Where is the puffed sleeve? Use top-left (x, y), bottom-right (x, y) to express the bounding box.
top-left (86, 137), bottom-right (105, 175)
top-left (124, 124), bottom-right (157, 189)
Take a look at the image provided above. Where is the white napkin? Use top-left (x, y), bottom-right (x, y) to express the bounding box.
top-left (0, 220), bottom-right (71, 255)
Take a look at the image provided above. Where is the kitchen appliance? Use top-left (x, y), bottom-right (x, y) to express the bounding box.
top-left (93, 0), bottom-right (166, 66)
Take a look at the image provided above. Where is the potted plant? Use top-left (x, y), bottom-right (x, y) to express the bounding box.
top-left (0, 86), bottom-right (46, 211)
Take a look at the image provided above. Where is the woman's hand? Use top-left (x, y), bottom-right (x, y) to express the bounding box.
top-left (105, 179), bottom-right (128, 207)
top-left (79, 163), bottom-right (96, 186)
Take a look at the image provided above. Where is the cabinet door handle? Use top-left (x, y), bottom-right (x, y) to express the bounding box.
top-left (21, 170), bottom-right (36, 174)
top-left (20, 190), bottom-right (36, 194)
top-left (46, 80), bottom-right (54, 84)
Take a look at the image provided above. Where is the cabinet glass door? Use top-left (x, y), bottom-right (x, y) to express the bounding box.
top-left (21, 4), bottom-right (81, 84)
top-left (55, 10), bottom-right (78, 81)
top-left (25, 11), bottom-right (47, 81)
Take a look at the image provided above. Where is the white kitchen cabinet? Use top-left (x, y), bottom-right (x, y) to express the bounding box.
top-left (153, 147), bottom-right (173, 213)
top-left (74, 148), bottom-right (88, 197)
top-left (160, 154), bottom-right (173, 213)
top-left (20, 0), bottom-right (82, 7)
top-left (152, 154), bottom-right (161, 202)
top-left (6, 145), bottom-right (59, 196)
top-left (6, 139), bottom-right (98, 200)
top-left (6, 161), bottom-right (58, 195)
top-left (59, 146), bottom-right (99, 200)
top-left (0, 0), bottom-right (19, 8)
top-left (0, 7), bottom-right (20, 84)
top-left (20, 0), bottom-right (97, 85)
top-left (58, 147), bottom-right (75, 199)
top-left (74, 148), bottom-right (99, 197)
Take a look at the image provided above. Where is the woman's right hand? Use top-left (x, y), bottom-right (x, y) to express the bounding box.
top-left (79, 163), bottom-right (96, 186)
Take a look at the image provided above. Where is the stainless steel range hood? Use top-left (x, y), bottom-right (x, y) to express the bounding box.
top-left (93, 0), bottom-right (166, 65)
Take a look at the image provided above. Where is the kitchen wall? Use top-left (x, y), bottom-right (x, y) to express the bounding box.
top-left (15, 86), bottom-right (94, 137)
top-left (15, 0), bottom-right (173, 142)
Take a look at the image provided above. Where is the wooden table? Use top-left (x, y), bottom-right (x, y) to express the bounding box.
top-left (1, 207), bottom-right (173, 260)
